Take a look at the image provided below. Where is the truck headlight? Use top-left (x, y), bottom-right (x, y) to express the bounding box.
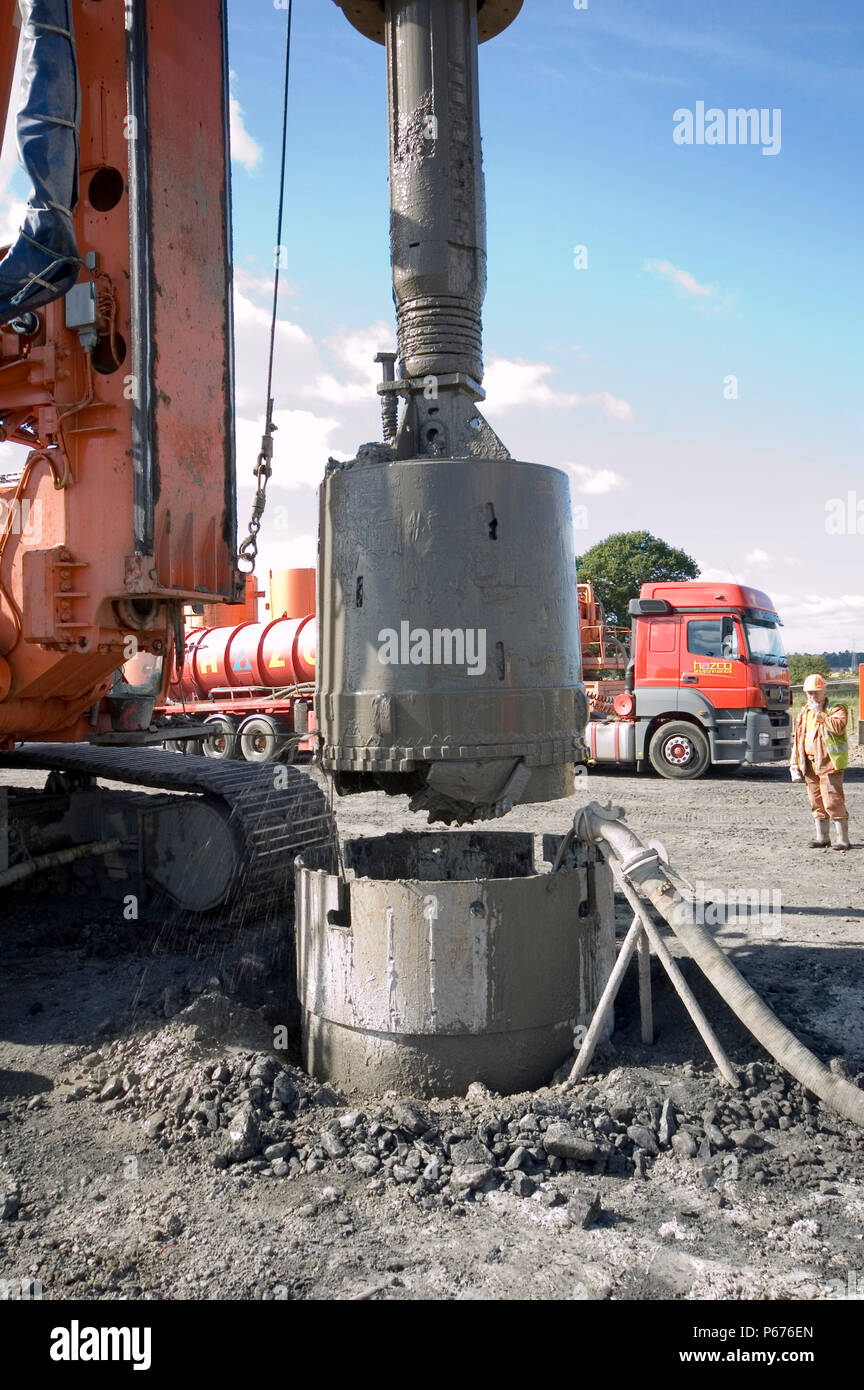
top-left (758, 731), bottom-right (770, 747)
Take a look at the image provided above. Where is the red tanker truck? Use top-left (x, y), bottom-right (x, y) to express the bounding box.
top-left (585, 580), bottom-right (792, 779)
top-left (156, 568), bottom-right (318, 764)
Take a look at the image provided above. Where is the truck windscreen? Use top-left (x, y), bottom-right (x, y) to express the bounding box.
top-left (744, 621), bottom-right (787, 667)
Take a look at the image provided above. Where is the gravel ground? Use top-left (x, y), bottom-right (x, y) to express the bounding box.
top-left (0, 751), bottom-right (862, 1302)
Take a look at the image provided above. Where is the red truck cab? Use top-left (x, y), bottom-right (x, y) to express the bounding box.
top-left (598, 581), bottom-right (791, 778)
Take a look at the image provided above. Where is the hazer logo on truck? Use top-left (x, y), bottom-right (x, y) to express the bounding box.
top-left (584, 580), bottom-right (792, 780)
top-left (693, 659), bottom-right (734, 676)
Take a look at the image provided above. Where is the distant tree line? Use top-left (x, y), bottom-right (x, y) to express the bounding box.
top-left (821, 651), bottom-right (864, 668)
top-left (786, 653), bottom-right (862, 684)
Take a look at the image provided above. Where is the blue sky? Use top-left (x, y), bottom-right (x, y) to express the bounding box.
top-left (226, 0), bottom-right (864, 652)
top-left (2, 0), bottom-right (863, 651)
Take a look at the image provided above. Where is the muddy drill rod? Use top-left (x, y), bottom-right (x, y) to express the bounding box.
top-left (336, 0), bottom-right (518, 454)
top-left (386, 0), bottom-right (487, 387)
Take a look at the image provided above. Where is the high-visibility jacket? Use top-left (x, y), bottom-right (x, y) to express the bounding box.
top-left (791, 703), bottom-right (849, 775)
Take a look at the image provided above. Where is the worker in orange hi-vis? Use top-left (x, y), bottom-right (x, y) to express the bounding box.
top-left (789, 673), bottom-right (851, 851)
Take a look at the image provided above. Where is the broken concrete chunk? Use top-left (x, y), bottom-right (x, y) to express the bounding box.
top-left (450, 1163), bottom-right (495, 1192)
top-left (659, 1099), bottom-right (677, 1147)
top-left (449, 1137), bottom-right (493, 1167)
top-left (272, 1073), bottom-right (298, 1108)
top-left (542, 1123), bottom-right (606, 1163)
top-left (627, 1124), bottom-right (659, 1156)
top-left (671, 1131), bottom-right (698, 1159)
top-left (223, 1105), bottom-right (260, 1164)
top-left (390, 1101), bottom-right (427, 1136)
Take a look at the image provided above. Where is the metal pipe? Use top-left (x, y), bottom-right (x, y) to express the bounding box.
top-left (375, 350), bottom-right (398, 443)
top-left (574, 802), bottom-right (864, 1126)
top-left (562, 911), bottom-right (643, 1088)
top-left (608, 856), bottom-right (739, 1088)
top-left (636, 927), bottom-right (653, 1045)
top-left (0, 836), bottom-right (123, 889)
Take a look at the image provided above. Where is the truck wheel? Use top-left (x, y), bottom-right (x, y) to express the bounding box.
top-left (648, 721), bottom-right (710, 779)
top-left (238, 715), bottom-right (284, 764)
top-left (202, 714), bottom-right (240, 760)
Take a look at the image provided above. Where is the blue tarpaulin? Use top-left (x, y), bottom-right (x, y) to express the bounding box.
top-left (0, 0), bottom-right (81, 324)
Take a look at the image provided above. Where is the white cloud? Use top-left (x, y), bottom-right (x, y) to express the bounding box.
top-left (231, 286), bottom-right (382, 499)
top-left (780, 593), bottom-right (864, 624)
top-left (233, 266), bottom-right (298, 302)
top-left (745, 548), bottom-right (801, 570)
top-left (0, 441), bottom-right (21, 475)
top-left (698, 565), bottom-right (738, 582)
top-left (253, 532), bottom-right (318, 587)
top-left (644, 258), bottom-right (715, 299)
top-left (483, 357), bottom-right (633, 421)
top-left (0, 194), bottom-right (25, 248)
top-left (232, 288), bottom-right (318, 412)
top-left (775, 593), bottom-right (864, 653)
top-left (580, 390), bottom-right (634, 422)
top-left (324, 322), bottom-right (395, 378)
top-left (235, 408), bottom-right (346, 493)
top-left (484, 358), bottom-right (563, 409)
top-left (745, 548), bottom-right (771, 567)
top-left (229, 90), bottom-right (262, 173)
top-left (564, 462), bottom-right (628, 495)
top-left (303, 320), bottom-right (395, 405)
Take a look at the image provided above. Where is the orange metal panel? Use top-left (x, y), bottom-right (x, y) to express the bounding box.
top-left (0, 0), bottom-right (239, 742)
top-left (126, 0), bottom-right (237, 598)
top-left (0, 0), bottom-right (21, 140)
top-left (269, 567), bottom-right (316, 619)
top-left (187, 573), bottom-right (260, 631)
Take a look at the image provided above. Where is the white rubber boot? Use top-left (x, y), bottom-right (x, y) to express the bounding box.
top-left (809, 816), bottom-right (830, 848)
top-left (831, 820), bottom-right (850, 851)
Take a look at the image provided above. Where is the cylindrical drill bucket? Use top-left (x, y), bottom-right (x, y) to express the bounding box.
top-left (295, 830), bottom-right (614, 1097)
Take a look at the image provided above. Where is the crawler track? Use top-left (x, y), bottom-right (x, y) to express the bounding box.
top-left (0, 744), bottom-right (334, 911)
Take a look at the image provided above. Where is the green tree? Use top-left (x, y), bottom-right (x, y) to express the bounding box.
top-left (787, 652), bottom-right (831, 685)
top-left (575, 531), bottom-right (699, 623)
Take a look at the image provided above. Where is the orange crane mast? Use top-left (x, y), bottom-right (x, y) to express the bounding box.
top-left (0, 0), bottom-right (331, 912)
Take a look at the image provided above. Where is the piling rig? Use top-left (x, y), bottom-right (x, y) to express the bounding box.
top-left (0, 0), bottom-right (587, 919)
top-left (319, 0), bottom-right (589, 824)
top-left (0, 0), bottom-right (332, 912)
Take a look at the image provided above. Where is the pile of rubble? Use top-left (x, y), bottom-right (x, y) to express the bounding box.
top-left (45, 992), bottom-right (862, 1214)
